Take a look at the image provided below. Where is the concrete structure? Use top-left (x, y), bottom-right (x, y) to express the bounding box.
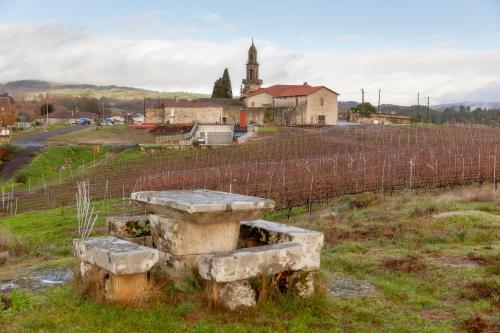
top-left (244, 84), bottom-right (339, 125)
top-left (242, 39), bottom-right (263, 94)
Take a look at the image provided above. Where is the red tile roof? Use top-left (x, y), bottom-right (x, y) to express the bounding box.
top-left (247, 85), bottom-right (339, 98)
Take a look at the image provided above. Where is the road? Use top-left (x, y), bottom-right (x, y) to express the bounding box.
top-left (1, 125), bottom-right (89, 180)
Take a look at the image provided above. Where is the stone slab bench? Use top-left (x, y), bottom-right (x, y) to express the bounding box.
top-left (198, 242), bottom-right (320, 283)
top-left (73, 236), bottom-right (159, 304)
top-left (240, 220), bottom-right (324, 248)
top-left (73, 236), bottom-right (159, 275)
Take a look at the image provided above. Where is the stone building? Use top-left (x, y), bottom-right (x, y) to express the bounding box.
top-left (243, 84), bottom-right (339, 125)
top-left (240, 40), bottom-right (339, 126)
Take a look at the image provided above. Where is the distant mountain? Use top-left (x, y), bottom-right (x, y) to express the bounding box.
top-left (432, 102), bottom-right (500, 111)
top-left (0, 80), bottom-right (208, 100)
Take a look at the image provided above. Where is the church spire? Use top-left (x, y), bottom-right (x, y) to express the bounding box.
top-left (242, 39), bottom-right (262, 95)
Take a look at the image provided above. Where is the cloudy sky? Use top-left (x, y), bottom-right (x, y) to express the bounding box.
top-left (1, 0), bottom-right (500, 105)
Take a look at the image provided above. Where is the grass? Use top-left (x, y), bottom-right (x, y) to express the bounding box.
top-left (1, 185), bottom-right (499, 332)
top-left (2, 145), bottom-right (114, 190)
top-left (11, 124), bottom-right (72, 138)
top-left (257, 126), bottom-right (279, 133)
top-left (47, 125), bottom-right (156, 145)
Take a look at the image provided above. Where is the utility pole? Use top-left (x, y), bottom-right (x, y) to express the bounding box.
top-left (100, 97), bottom-right (104, 123)
top-left (426, 97), bottom-right (430, 123)
top-left (361, 88), bottom-right (365, 115)
top-left (377, 89), bottom-right (381, 113)
top-left (417, 92), bottom-right (420, 121)
top-left (45, 92), bottom-right (49, 130)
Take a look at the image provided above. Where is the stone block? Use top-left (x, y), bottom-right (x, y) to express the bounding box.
top-left (150, 214), bottom-right (240, 255)
top-left (131, 190), bottom-right (275, 224)
top-left (154, 251), bottom-right (199, 278)
top-left (199, 242), bottom-right (320, 283)
top-left (240, 220), bottom-right (324, 249)
top-left (106, 215), bottom-right (150, 238)
top-left (215, 280), bottom-right (256, 310)
top-left (78, 261), bottom-right (150, 304)
top-left (73, 236), bottom-right (159, 275)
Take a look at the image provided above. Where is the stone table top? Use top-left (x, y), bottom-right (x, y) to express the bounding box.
top-left (131, 190), bottom-right (275, 223)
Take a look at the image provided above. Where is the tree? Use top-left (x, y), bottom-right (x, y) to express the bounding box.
top-left (40, 103), bottom-right (55, 116)
top-left (350, 102), bottom-right (376, 117)
top-left (211, 68), bottom-right (233, 98)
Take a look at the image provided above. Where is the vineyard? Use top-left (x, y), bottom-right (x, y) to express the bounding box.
top-left (2, 125), bottom-right (499, 215)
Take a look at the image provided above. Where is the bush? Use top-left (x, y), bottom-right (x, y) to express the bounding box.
top-left (14, 172), bottom-right (27, 184)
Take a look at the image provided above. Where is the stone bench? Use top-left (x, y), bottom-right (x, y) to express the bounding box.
top-left (198, 220), bottom-right (324, 310)
top-left (73, 236), bottom-right (159, 303)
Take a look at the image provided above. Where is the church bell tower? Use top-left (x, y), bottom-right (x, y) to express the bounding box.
top-left (242, 38), bottom-right (263, 95)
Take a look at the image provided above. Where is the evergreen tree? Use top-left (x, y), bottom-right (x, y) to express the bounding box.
top-left (211, 68), bottom-right (233, 98)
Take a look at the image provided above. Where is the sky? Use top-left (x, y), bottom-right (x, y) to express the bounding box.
top-left (1, 0), bottom-right (500, 105)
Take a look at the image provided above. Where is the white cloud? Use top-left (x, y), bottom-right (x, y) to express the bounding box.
top-left (1, 22), bottom-right (499, 105)
top-left (335, 34), bottom-right (366, 41)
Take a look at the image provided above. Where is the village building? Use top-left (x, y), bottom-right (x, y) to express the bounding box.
top-left (240, 41), bottom-right (339, 126)
top-left (146, 40), bottom-right (339, 127)
top-left (243, 84), bottom-right (339, 125)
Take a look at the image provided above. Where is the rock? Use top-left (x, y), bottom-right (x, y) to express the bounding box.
top-left (154, 251), bottom-right (200, 279)
top-left (287, 271), bottom-right (315, 297)
top-left (216, 280), bottom-right (256, 310)
top-left (131, 190), bottom-right (275, 224)
top-left (240, 220), bottom-right (324, 248)
top-left (106, 215), bottom-right (150, 238)
top-left (73, 236), bottom-right (159, 275)
top-left (199, 242), bottom-right (320, 283)
top-left (149, 214), bottom-right (240, 255)
top-left (0, 251), bottom-right (9, 265)
top-left (328, 275), bottom-right (377, 298)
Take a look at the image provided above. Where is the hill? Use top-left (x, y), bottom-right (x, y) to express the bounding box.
top-left (0, 80), bottom-right (208, 101)
top-left (432, 101), bottom-right (500, 110)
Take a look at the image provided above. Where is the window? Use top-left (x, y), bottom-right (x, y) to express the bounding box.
top-left (222, 116), bottom-right (228, 124)
top-left (251, 102), bottom-right (255, 107)
top-left (318, 115), bottom-right (326, 125)
top-left (320, 97), bottom-right (324, 106)
top-left (249, 69), bottom-right (253, 79)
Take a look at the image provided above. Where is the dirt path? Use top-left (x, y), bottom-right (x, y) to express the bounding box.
top-left (0, 126), bottom-right (90, 180)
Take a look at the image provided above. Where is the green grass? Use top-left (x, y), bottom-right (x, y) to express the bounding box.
top-left (257, 126), bottom-right (279, 133)
top-left (1, 186), bottom-right (499, 332)
top-left (11, 124), bottom-right (73, 138)
top-left (3, 145), bottom-right (113, 190)
top-left (47, 125), bottom-right (156, 144)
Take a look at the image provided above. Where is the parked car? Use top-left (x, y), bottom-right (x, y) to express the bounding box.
top-left (76, 118), bottom-right (91, 125)
top-left (103, 118), bottom-right (115, 126)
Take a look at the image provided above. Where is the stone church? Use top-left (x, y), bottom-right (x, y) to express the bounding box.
top-left (241, 40), bottom-right (339, 126)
